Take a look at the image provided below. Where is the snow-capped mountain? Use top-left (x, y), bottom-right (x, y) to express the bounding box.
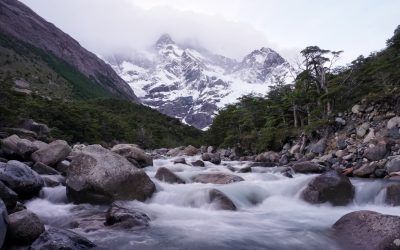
top-left (107, 34), bottom-right (294, 130)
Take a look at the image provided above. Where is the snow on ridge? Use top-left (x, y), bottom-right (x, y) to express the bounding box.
top-left (107, 35), bottom-right (295, 130)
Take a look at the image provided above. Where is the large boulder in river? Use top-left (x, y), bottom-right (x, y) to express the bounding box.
top-left (209, 189), bottom-right (236, 210)
top-left (105, 202), bottom-right (150, 229)
top-left (111, 144), bottom-right (153, 168)
top-left (193, 173), bottom-right (244, 184)
top-left (302, 170), bottom-right (354, 205)
top-left (155, 167), bottom-right (185, 184)
top-left (332, 210), bottom-right (400, 250)
top-left (255, 151), bottom-right (280, 162)
top-left (0, 200), bottom-right (7, 249)
top-left (0, 181), bottom-right (17, 210)
top-left (363, 144), bottom-right (387, 161)
top-left (7, 209), bottom-right (44, 245)
top-left (183, 145), bottom-right (198, 156)
top-left (201, 153), bottom-right (221, 165)
top-left (66, 145), bottom-right (155, 204)
top-left (30, 227), bottom-right (96, 250)
top-left (0, 160), bottom-right (43, 199)
top-left (31, 140), bottom-right (71, 166)
top-left (292, 161), bottom-right (326, 174)
top-left (385, 183), bottom-right (400, 206)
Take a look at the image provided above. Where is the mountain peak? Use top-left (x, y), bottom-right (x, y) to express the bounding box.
top-left (155, 33), bottom-right (175, 48)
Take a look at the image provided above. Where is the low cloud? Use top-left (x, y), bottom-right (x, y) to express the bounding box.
top-left (21, 0), bottom-right (292, 61)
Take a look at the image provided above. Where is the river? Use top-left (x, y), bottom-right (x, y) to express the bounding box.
top-left (25, 156), bottom-right (400, 250)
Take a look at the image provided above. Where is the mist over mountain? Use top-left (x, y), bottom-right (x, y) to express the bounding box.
top-left (107, 34), bottom-right (295, 129)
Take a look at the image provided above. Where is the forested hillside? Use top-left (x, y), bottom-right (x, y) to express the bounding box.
top-left (207, 26), bottom-right (400, 153)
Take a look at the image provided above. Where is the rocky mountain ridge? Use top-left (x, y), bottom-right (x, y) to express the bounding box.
top-left (0, 0), bottom-right (138, 102)
top-left (107, 34), bottom-right (294, 129)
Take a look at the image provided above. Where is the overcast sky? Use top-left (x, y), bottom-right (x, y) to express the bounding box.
top-left (20, 0), bottom-right (400, 64)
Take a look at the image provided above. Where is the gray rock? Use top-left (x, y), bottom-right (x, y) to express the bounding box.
top-left (66, 145), bottom-right (155, 204)
top-left (387, 116), bottom-right (400, 129)
top-left (302, 170), bottom-right (354, 205)
top-left (255, 151), bottom-right (281, 162)
top-left (111, 144), bottom-right (153, 168)
top-left (386, 156), bottom-right (400, 174)
top-left (0, 200), bottom-right (7, 249)
top-left (353, 163), bottom-right (377, 177)
top-left (386, 183), bottom-right (400, 206)
top-left (183, 145), bottom-right (198, 156)
top-left (42, 175), bottom-right (65, 187)
top-left (309, 139), bottom-right (327, 154)
top-left (1, 135), bottom-right (20, 155)
top-left (0, 160), bottom-right (43, 199)
top-left (20, 119), bottom-right (49, 138)
top-left (249, 162), bottom-right (277, 168)
top-left (335, 117), bottom-right (346, 126)
top-left (55, 160), bottom-right (70, 175)
top-left (105, 202), bottom-right (150, 229)
top-left (0, 180), bottom-right (17, 210)
top-left (351, 104), bottom-right (361, 114)
top-left (29, 227), bottom-right (96, 250)
top-left (337, 139), bottom-right (347, 150)
top-left (7, 209), bottom-right (44, 245)
top-left (363, 144), bottom-right (387, 161)
top-left (201, 153), bottom-right (221, 165)
top-left (155, 167), bottom-right (185, 184)
top-left (166, 147), bottom-right (182, 157)
top-left (238, 166), bottom-right (252, 173)
top-left (207, 146), bottom-right (216, 153)
top-left (31, 162), bottom-right (60, 175)
top-left (191, 160), bottom-right (205, 167)
top-left (173, 158), bottom-right (187, 165)
top-left (332, 210), bottom-right (400, 250)
top-left (292, 161), bottom-right (326, 174)
top-left (356, 122), bottom-right (370, 137)
top-left (0, 135), bottom-right (35, 159)
top-left (31, 140), bottom-right (71, 166)
top-left (193, 173), bottom-right (244, 184)
top-left (209, 189), bottom-right (236, 210)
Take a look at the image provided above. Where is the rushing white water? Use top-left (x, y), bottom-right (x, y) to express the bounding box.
top-left (25, 156), bottom-right (400, 250)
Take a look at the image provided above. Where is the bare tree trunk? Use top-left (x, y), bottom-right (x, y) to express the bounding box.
top-left (293, 104), bottom-right (298, 128)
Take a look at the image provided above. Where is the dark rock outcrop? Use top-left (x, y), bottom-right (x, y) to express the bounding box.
top-left (105, 203), bottom-right (150, 229)
top-left (191, 160), bottom-right (205, 167)
top-left (31, 162), bottom-right (60, 175)
top-left (30, 227), bottom-right (96, 250)
top-left (201, 153), bottom-right (221, 165)
top-left (302, 171), bottom-right (354, 205)
top-left (0, 160), bottom-right (43, 199)
top-left (386, 183), bottom-right (400, 206)
top-left (0, 200), bottom-right (7, 249)
top-left (292, 161), bottom-right (326, 174)
top-left (209, 189), bottom-right (236, 211)
top-left (7, 209), bottom-right (45, 245)
top-left (332, 210), bottom-right (400, 250)
top-left (193, 173), bottom-right (244, 184)
top-left (0, 181), bottom-right (17, 210)
top-left (155, 167), bottom-right (185, 184)
top-left (363, 144), bottom-right (388, 161)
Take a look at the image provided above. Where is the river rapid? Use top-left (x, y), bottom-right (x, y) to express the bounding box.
top-left (25, 156), bottom-right (400, 250)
